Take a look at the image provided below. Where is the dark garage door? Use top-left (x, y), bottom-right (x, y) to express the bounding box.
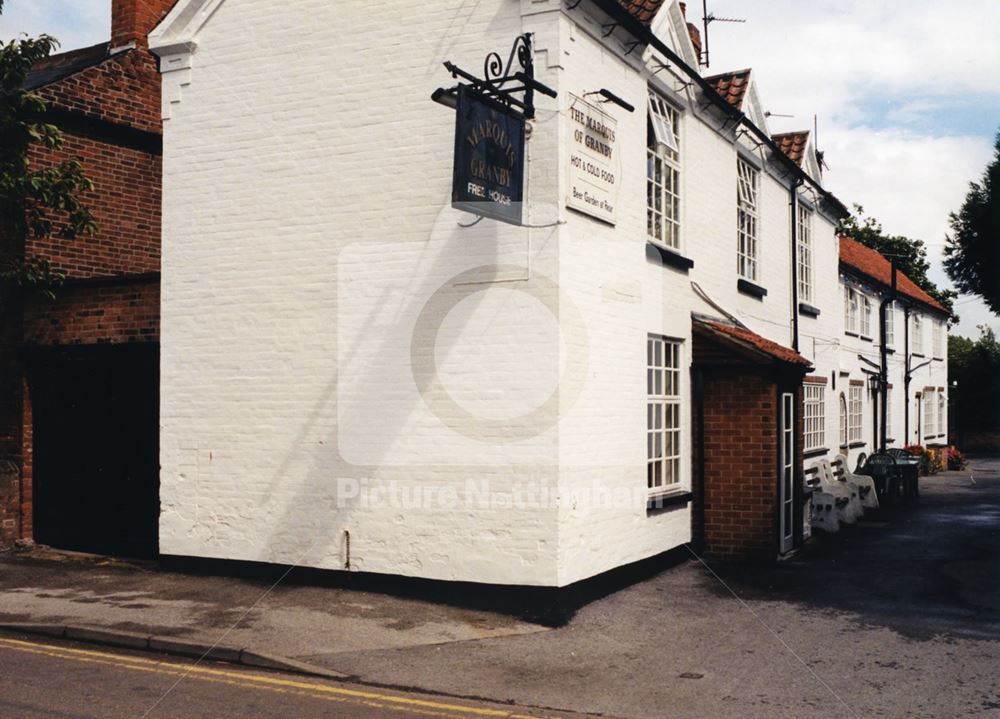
top-left (29, 344), bottom-right (159, 558)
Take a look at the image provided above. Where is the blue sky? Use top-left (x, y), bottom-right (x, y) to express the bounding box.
top-left (2, 0), bottom-right (999, 337)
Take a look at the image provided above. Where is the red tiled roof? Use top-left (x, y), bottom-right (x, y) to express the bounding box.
top-left (771, 131), bottom-right (810, 167)
top-left (704, 68), bottom-right (751, 110)
top-left (698, 321), bottom-right (813, 367)
top-left (839, 237), bottom-right (948, 315)
top-left (614, 0), bottom-right (667, 26)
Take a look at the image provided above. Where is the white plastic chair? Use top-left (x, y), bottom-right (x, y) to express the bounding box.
top-left (834, 454), bottom-right (879, 510)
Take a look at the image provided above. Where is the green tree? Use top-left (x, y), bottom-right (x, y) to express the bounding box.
top-left (0, 15), bottom-right (96, 296)
top-left (948, 326), bottom-right (1000, 444)
top-left (840, 205), bottom-right (956, 317)
top-left (944, 132), bottom-right (1000, 316)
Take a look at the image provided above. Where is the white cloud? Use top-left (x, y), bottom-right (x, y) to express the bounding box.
top-left (0, 0), bottom-right (109, 52)
top-left (698, 0), bottom-right (1000, 336)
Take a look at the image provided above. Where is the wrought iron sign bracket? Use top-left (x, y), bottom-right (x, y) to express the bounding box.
top-left (431, 33), bottom-right (556, 120)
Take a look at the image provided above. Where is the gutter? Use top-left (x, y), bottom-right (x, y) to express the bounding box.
top-left (586, 0), bottom-right (850, 218)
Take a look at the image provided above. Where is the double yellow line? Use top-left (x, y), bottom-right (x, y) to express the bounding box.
top-left (0, 636), bottom-right (556, 719)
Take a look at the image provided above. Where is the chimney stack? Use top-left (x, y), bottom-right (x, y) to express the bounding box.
top-left (111, 0), bottom-right (176, 50)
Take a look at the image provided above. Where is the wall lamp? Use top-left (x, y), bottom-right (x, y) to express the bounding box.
top-left (586, 89), bottom-right (634, 113)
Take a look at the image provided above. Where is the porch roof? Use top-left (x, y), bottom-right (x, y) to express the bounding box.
top-left (693, 319), bottom-right (813, 369)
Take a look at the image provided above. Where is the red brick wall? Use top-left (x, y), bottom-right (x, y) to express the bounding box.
top-left (26, 135), bottom-right (160, 278)
top-left (36, 50), bottom-right (162, 135)
top-left (24, 282), bottom-right (159, 345)
top-left (112, 0), bottom-right (178, 49)
top-left (0, 40), bottom-right (162, 547)
top-left (700, 371), bottom-right (779, 560)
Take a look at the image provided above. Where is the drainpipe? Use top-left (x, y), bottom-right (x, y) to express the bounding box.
top-left (903, 305), bottom-right (911, 443)
top-left (789, 180), bottom-right (803, 352)
top-left (878, 261), bottom-right (897, 452)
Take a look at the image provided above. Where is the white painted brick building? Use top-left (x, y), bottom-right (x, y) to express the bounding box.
top-left (150, 0), bottom-right (945, 585)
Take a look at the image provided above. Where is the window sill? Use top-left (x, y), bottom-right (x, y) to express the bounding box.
top-left (886, 437), bottom-right (897, 444)
top-left (803, 447), bottom-right (828, 459)
top-left (647, 489), bottom-right (693, 512)
top-left (737, 278), bottom-right (767, 300)
top-left (886, 348), bottom-right (896, 355)
top-left (848, 441), bottom-right (866, 449)
top-left (933, 356), bottom-right (944, 361)
top-left (912, 352), bottom-right (925, 358)
top-left (845, 330), bottom-right (859, 338)
top-left (860, 335), bottom-right (873, 342)
top-left (798, 302), bottom-right (821, 318)
top-left (645, 242), bottom-right (694, 272)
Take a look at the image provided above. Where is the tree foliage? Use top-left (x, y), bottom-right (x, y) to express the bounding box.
top-left (944, 132), bottom-right (1000, 316)
top-left (0, 20), bottom-right (96, 294)
top-left (840, 204), bottom-right (956, 318)
top-left (949, 326), bottom-right (1000, 437)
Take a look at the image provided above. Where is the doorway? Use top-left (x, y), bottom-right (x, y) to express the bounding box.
top-left (29, 344), bottom-right (159, 558)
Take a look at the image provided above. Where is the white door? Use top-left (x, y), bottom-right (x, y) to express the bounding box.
top-left (779, 392), bottom-right (795, 554)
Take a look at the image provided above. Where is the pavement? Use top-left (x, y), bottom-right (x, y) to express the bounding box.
top-left (1, 463), bottom-right (998, 718)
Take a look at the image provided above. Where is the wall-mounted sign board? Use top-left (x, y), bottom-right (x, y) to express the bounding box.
top-left (566, 94), bottom-right (618, 225)
top-left (452, 85), bottom-right (525, 226)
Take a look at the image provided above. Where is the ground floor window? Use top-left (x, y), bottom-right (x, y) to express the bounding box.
top-left (839, 393), bottom-right (848, 446)
top-left (647, 335), bottom-right (682, 494)
top-left (849, 384), bottom-right (863, 443)
top-left (923, 390), bottom-right (936, 439)
top-left (804, 383), bottom-right (825, 451)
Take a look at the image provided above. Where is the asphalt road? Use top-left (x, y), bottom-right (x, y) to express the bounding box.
top-left (0, 633), bottom-right (591, 719)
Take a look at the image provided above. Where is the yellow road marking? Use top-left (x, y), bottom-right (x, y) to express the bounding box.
top-left (0, 636), bottom-right (553, 719)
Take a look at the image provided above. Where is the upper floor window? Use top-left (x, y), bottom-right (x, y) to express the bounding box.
top-left (913, 313), bottom-right (924, 354)
top-left (736, 158), bottom-right (759, 281)
top-left (885, 301), bottom-right (895, 347)
top-left (860, 295), bottom-right (872, 337)
top-left (932, 319), bottom-right (943, 358)
top-left (844, 286), bottom-right (858, 333)
top-left (797, 205), bottom-right (813, 303)
top-left (647, 93), bottom-right (681, 251)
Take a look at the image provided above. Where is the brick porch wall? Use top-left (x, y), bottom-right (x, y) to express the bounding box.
top-left (700, 371), bottom-right (779, 560)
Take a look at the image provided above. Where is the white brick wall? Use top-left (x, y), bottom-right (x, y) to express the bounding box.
top-left (154, 0), bottom-right (909, 585)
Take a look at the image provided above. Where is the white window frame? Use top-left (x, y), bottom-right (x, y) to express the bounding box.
top-left (839, 393), bottom-right (848, 447)
top-left (804, 382), bottom-right (825, 451)
top-left (932, 319), bottom-right (943, 358)
top-left (797, 204), bottom-right (813, 303)
top-left (737, 158), bottom-right (759, 281)
top-left (849, 385), bottom-right (863, 443)
top-left (860, 295), bottom-right (872, 337)
top-left (923, 390), bottom-right (935, 439)
top-left (885, 301), bottom-right (895, 347)
top-left (647, 92), bottom-right (681, 251)
top-left (844, 286), bottom-right (858, 334)
top-left (647, 335), bottom-right (682, 495)
top-left (885, 386), bottom-right (893, 440)
top-left (913, 313), bottom-right (924, 355)
top-left (938, 392), bottom-right (946, 436)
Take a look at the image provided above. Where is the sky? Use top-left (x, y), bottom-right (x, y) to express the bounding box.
top-left (701, 0), bottom-right (1000, 339)
top-left (1, 0), bottom-right (998, 338)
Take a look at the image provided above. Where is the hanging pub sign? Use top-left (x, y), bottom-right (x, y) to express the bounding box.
top-left (452, 84), bottom-right (525, 226)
